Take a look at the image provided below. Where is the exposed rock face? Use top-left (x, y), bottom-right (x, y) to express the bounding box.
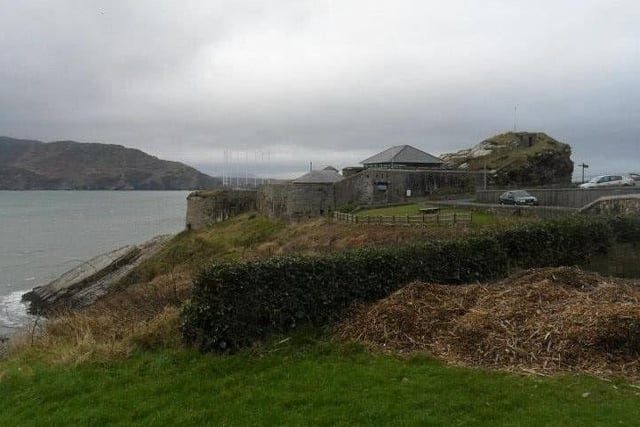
top-left (22, 235), bottom-right (171, 315)
top-left (0, 136), bottom-right (220, 190)
top-left (441, 132), bottom-right (573, 187)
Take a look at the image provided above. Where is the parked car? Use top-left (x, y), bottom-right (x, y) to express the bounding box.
top-left (629, 173), bottom-right (640, 182)
top-left (579, 175), bottom-right (635, 189)
top-left (498, 190), bottom-right (539, 205)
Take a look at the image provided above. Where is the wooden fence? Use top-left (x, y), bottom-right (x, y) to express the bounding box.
top-left (333, 211), bottom-right (472, 226)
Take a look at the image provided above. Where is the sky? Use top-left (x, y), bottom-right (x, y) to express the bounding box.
top-left (1, 0), bottom-right (639, 179)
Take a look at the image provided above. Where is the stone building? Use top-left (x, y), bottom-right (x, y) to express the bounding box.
top-left (335, 168), bottom-right (477, 206)
top-left (333, 145), bottom-right (475, 206)
top-left (187, 146), bottom-right (479, 225)
top-left (257, 146), bottom-right (477, 220)
top-left (361, 145), bottom-right (444, 169)
top-left (257, 167), bottom-right (343, 221)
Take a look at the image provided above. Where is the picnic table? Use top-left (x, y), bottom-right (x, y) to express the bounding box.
top-left (419, 207), bottom-right (440, 214)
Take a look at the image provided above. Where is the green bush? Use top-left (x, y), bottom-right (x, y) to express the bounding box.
top-left (496, 217), bottom-right (611, 269)
top-left (608, 216), bottom-right (640, 244)
top-left (182, 237), bottom-right (507, 352)
top-left (181, 217), bottom-right (640, 353)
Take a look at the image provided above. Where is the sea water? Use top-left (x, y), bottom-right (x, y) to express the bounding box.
top-left (0, 191), bottom-right (190, 336)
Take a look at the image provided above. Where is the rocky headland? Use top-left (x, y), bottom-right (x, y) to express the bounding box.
top-left (441, 131), bottom-right (573, 187)
top-left (0, 136), bottom-right (220, 190)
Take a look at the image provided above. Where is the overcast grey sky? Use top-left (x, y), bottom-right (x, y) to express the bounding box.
top-left (1, 0), bottom-right (638, 178)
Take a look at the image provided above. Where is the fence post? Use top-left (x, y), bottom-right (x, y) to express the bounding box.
top-left (453, 212), bottom-right (457, 224)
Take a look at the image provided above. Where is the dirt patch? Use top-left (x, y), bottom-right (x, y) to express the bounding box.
top-left (337, 266), bottom-right (640, 379)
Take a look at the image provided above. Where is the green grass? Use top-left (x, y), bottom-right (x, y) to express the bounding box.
top-left (1, 337), bottom-right (639, 426)
top-left (124, 214), bottom-right (285, 283)
top-left (357, 203), bottom-right (424, 216)
top-left (356, 204), bottom-right (498, 226)
top-left (465, 132), bottom-right (568, 171)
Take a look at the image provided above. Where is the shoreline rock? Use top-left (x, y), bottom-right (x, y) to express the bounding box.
top-left (22, 235), bottom-right (171, 315)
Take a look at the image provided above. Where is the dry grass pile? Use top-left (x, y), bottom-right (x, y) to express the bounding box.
top-left (337, 266), bottom-right (640, 379)
top-left (8, 272), bottom-right (190, 364)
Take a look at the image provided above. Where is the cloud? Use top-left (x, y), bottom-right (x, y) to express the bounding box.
top-left (1, 0), bottom-right (639, 178)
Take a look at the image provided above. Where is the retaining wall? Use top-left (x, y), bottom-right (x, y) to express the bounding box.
top-left (476, 187), bottom-right (640, 208)
top-left (579, 195), bottom-right (640, 216)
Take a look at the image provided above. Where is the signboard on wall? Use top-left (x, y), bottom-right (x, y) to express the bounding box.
top-left (375, 181), bottom-right (388, 191)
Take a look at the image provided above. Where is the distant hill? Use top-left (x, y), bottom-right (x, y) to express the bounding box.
top-left (441, 132), bottom-right (573, 186)
top-left (0, 136), bottom-right (221, 190)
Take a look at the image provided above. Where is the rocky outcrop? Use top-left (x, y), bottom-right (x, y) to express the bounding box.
top-left (0, 136), bottom-right (221, 190)
top-left (22, 235), bottom-right (171, 315)
top-left (441, 132), bottom-right (573, 187)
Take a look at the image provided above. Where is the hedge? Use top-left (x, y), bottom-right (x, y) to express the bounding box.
top-left (181, 217), bottom-right (640, 353)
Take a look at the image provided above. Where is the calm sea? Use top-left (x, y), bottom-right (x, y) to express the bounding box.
top-left (0, 191), bottom-right (190, 336)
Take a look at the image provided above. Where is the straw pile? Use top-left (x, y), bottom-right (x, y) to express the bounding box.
top-left (337, 266), bottom-right (640, 378)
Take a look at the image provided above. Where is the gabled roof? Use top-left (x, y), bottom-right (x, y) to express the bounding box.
top-left (292, 168), bottom-right (343, 184)
top-left (361, 145), bottom-right (443, 166)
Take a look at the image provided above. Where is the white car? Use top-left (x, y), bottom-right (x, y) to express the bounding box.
top-left (579, 175), bottom-right (635, 189)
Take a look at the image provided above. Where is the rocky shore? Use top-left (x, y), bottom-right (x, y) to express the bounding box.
top-left (22, 235), bottom-right (171, 316)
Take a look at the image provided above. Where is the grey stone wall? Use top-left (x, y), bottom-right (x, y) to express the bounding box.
top-left (335, 169), bottom-right (478, 207)
top-left (257, 182), bottom-right (335, 221)
top-left (476, 187), bottom-right (640, 208)
top-left (579, 195), bottom-right (640, 216)
top-left (185, 190), bottom-right (257, 230)
top-left (286, 182), bottom-right (335, 220)
top-left (257, 184), bottom-right (288, 218)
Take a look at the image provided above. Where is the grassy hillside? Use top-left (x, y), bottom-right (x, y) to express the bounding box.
top-left (2, 337), bottom-right (639, 426)
top-left (5, 210), bottom-right (538, 365)
top-left (3, 212), bottom-right (639, 425)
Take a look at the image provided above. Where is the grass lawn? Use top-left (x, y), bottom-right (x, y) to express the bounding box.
top-left (1, 337), bottom-right (638, 426)
top-left (356, 203), bottom-right (497, 226)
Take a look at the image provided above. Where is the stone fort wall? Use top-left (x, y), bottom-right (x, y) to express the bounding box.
top-left (187, 170), bottom-right (482, 226)
top-left (257, 182), bottom-right (335, 221)
top-left (185, 190), bottom-right (257, 230)
top-left (335, 169), bottom-right (480, 207)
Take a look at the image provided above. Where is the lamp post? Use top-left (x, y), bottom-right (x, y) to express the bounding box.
top-left (578, 163), bottom-right (589, 184)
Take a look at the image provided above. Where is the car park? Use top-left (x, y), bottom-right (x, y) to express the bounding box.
top-left (579, 175), bottom-right (635, 188)
top-left (498, 190), bottom-right (539, 205)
